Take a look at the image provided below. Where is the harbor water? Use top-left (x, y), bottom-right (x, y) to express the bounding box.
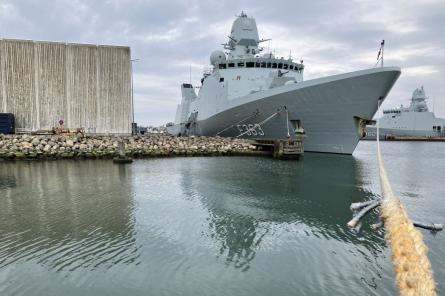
top-left (0, 141), bottom-right (444, 295)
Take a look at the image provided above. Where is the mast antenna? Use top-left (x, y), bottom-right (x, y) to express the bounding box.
top-left (189, 65), bottom-right (192, 84)
top-left (433, 95), bottom-right (435, 113)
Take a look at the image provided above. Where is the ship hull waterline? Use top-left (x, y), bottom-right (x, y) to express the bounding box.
top-left (169, 67), bottom-right (401, 154)
top-left (363, 127), bottom-right (445, 140)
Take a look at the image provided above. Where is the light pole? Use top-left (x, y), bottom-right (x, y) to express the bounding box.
top-left (130, 58), bottom-right (139, 135)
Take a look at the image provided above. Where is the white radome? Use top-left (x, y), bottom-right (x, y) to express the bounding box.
top-left (210, 50), bottom-right (226, 65)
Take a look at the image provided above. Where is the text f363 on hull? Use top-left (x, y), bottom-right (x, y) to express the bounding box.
top-left (166, 12), bottom-right (401, 154)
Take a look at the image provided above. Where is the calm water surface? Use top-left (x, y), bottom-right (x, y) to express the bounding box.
top-left (0, 141), bottom-right (444, 295)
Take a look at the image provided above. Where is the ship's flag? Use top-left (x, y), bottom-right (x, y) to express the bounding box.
top-left (377, 40), bottom-right (385, 60)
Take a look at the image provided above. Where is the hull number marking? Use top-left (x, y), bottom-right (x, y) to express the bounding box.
top-left (236, 124), bottom-right (265, 136)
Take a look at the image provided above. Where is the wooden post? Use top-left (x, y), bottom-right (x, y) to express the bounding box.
top-left (113, 138), bottom-right (133, 164)
top-left (118, 139), bottom-right (125, 157)
top-left (273, 139), bottom-right (303, 160)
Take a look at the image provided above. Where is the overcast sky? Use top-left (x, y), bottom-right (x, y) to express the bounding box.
top-left (1, 0), bottom-right (444, 126)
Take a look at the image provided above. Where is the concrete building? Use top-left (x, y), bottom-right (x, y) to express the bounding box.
top-left (0, 39), bottom-right (132, 134)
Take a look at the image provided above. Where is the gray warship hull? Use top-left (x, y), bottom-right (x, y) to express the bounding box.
top-left (364, 127), bottom-right (445, 140)
top-left (169, 67), bottom-right (401, 154)
top-left (363, 85), bottom-right (445, 140)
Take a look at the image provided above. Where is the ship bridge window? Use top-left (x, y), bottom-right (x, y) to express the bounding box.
top-left (289, 65), bottom-right (294, 70)
top-left (219, 63), bottom-right (227, 69)
top-left (255, 62), bottom-right (260, 67)
top-left (283, 64), bottom-right (288, 69)
top-left (267, 62), bottom-right (272, 68)
top-left (261, 62), bottom-right (267, 68)
top-left (272, 63), bottom-right (277, 68)
top-left (237, 62), bottom-right (244, 67)
top-left (246, 62), bottom-right (255, 68)
top-left (433, 126), bottom-right (437, 131)
top-left (228, 63), bottom-right (235, 68)
top-left (278, 63), bottom-right (283, 69)
top-left (438, 126), bottom-right (442, 131)
top-left (219, 77), bottom-right (224, 82)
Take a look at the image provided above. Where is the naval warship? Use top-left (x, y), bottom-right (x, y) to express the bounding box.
top-left (167, 12), bottom-right (401, 154)
top-left (365, 86), bottom-right (445, 139)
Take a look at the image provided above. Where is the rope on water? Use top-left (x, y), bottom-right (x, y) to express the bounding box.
top-left (376, 102), bottom-right (436, 296)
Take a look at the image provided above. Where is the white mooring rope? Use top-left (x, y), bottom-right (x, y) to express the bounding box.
top-left (285, 106), bottom-right (290, 138)
top-left (376, 100), bottom-right (436, 296)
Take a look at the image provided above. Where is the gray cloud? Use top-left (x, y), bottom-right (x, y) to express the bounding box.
top-left (1, 0), bottom-right (444, 126)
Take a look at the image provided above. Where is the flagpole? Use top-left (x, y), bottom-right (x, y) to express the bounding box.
top-left (381, 40), bottom-right (385, 67)
top-left (375, 40), bottom-right (385, 68)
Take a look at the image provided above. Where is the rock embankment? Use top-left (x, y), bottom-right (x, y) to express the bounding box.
top-left (0, 133), bottom-right (259, 160)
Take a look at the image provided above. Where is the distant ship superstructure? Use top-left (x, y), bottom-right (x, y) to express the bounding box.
top-left (167, 12), bottom-right (401, 154)
top-left (365, 86), bottom-right (445, 139)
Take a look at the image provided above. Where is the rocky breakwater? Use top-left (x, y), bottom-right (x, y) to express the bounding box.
top-left (0, 133), bottom-right (260, 160)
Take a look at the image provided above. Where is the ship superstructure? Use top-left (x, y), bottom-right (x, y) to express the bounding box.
top-left (365, 86), bottom-right (445, 139)
top-left (168, 12), bottom-right (401, 154)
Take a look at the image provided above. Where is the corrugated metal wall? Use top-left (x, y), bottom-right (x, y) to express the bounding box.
top-left (0, 39), bottom-right (131, 134)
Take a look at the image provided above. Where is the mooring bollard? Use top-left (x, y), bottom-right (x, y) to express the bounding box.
top-left (113, 138), bottom-right (133, 164)
top-left (118, 140), bottom-right (125, 157)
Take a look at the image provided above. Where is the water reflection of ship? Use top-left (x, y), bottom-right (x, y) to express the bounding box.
top-left (0, 161), bottom-right (139, 270)
top-left (180, 156), bottom-right (386, 270)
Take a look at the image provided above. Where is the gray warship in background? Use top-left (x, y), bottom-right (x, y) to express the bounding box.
top-left (365, 86), bottom-right (445, 140)
top-left (167, 12), bottom-right (401, 154)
